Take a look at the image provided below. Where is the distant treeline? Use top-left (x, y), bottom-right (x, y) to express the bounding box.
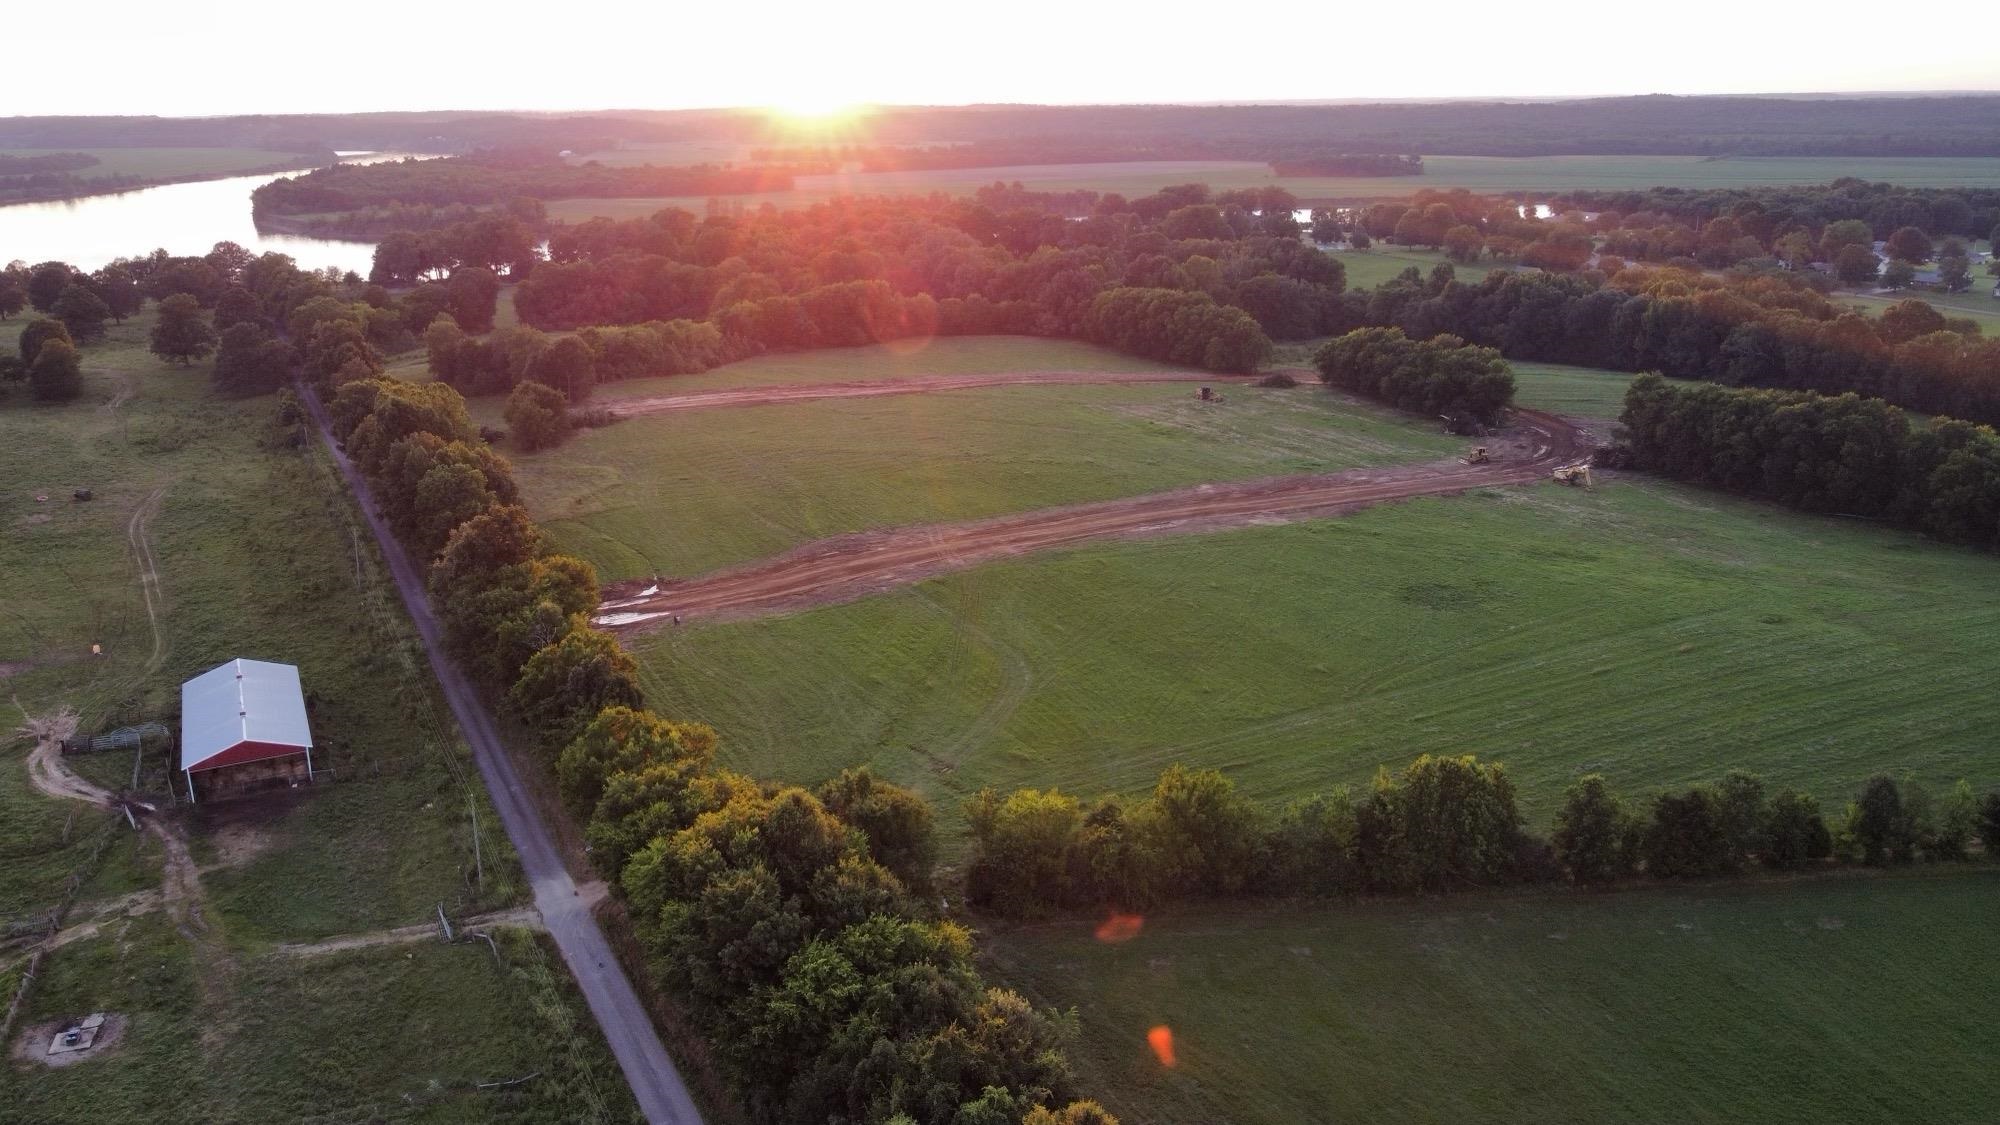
top-left (1550, 180), bottom-right (2000, 239)
top-left (745, 139), bottom-right (1422, 176)
top-left (1355, 265), bottom-right (2000, 425)
top-left (0, 152), bottom-right (98, 175)
top-left (1618, 375), bottom-right (2000, 551)
top-left (16, 96), bottom-right (2000, 157)
top-left (965, 757), bottom-right (2000, 918)
top-left (251, 151), bottom-right (809, 216)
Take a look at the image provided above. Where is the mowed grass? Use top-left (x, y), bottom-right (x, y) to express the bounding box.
top-left (629, 474), bottom-right (2000, 846)
top-left (514, 380), bottom-right (1462, 577)
top-left (4, 914), bottom-right (638, 1124)
top-left (544, 155), bottom-right (2000, 221)
top-left (982, 868), bottom-right (2000, 1125)
top-left (0, 147), bottom-right (319, 182)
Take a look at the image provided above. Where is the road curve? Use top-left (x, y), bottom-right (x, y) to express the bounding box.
top-left (302, 388), bottom-right (703, 1125)
top-left (597, 409), bottom-right (1585, 631)
top-left (604, 368), bottom-right (1264, 418)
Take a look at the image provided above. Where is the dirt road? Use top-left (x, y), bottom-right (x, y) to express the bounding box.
top-left (597, 410), bottom-right (1585, 630)
top-left (301, 387), bottom-right (705, 1125)
top-left (604, 368), bottom-right (1261, 418)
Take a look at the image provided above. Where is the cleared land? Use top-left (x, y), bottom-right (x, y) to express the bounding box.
top-left (624, 467), bottom-right (2000, 843)
top-left (544, 154), bottom-right (2000, 221)
top-left (1842, 289), bottom-right (2000, 337)
top-left (0, 312), bottom-right (636, 1120)
top-left (509, 372), bottom-right (1464, 578)
top-left (596, 411), bottom-right (1577, 628)
top-left (983, 869), bottom-right (2000, 1125)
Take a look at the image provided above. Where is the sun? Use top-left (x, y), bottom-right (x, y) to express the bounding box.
top-left (768, 96), bottom-right (863, 124)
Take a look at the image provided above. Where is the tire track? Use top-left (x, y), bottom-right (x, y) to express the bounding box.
top-left (597, 410), bottom-right (1585, 630)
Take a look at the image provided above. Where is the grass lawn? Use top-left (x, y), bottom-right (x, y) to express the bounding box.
top-left (628, 472), bottom-right (2000, 847)
top-left (512, 379), bottom-right (1462, 577)
top-left (982, 868), bottom-right (2000, 1125)
top-left (1507, 362), bottom-right (1646, 420)
top-left (0, 147), bottom-right (319, 182)
top-left (544, 155), bottom-right (2000, 222)
top-left (3, 915), bottom-right (639, 1124)
top-left (1324, 246), bottom-right (1465, 291)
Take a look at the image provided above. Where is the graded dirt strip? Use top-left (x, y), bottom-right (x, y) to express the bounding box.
top-left (604, 368), bottom-right (1264, 417)
top-left (597, 410), bottom-right (1584, 631)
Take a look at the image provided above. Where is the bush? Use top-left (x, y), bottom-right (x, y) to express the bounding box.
top-left (1313, 326), bottom-right (1515, 424)
top-left (28, 337), bottom-right (82, 402)
top-left (503, 380), bottom-right (570, 452)
top-left (1553, 775), bottom-right (1640, 883)
top-left (1762, 790), bottom-right (1832, 870)
top-left (1643, 787), bottom-right (1735, 879)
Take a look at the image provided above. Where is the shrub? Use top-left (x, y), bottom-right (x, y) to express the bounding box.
top-left (503, 380), bottom-right (571, 452)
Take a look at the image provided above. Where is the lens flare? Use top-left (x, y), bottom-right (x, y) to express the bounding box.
top-left (1094, 912), bottom-right (1144, 943)
top-left (1147, 1025), bottom-right (1177, 1068)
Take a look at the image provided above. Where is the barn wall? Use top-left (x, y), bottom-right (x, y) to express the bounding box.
top-left (190, 753), bottom-right (310, 803)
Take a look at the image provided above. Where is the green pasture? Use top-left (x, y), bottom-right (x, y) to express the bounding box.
top-left (1842, 289), bottom-right (2000, 337)
top-left (629, 468), bottom-right (2000, 845)
top-left (984, 868), bottom-right (2000, 1125)
top-left (511, 378), bottom-right (1462, 578)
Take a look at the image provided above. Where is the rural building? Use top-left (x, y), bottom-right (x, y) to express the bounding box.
top-left (180, 658), bottom-right (315, 803)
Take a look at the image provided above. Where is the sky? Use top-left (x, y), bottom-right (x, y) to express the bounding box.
top-left (10, 0), bottom-right (1997, 117)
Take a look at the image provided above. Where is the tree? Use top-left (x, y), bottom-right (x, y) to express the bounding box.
top-left (1762, 790), bottom-right (1831, 870)
top-left (508, 623), bottom-right (644, 746)
top-left (0, 278), bottom-right (25, 319)
top-left (815, 767), bottom-right (938, 893)
top-left (149, 294), bottom-right (217, 366)
top-left (1881, 259), bottom-right (1916, 289)
top-left (1832, 244), bottom-right (1880, 286)
top-left (1979, 791), bottom-right (2000, 856)
top-left (91, 264), bottom-right (143, 322)
top-left (28, 338), bottom-right (82, 402)
top-left (504, 380), bottom-right (571, 451)
top-left (1850, 775), bottom-right (1910, 864)
top-left (19, 317), bottom-right (72, 366)
top-left (1643, 787), bottom-right (1732, 878)
top-left (212, 285), bottom-right (265, 333)
top-left (1552, 775), bottom-right (1638, 883)
top-left (1773, 231), bottom-right (1815, 270)
top-left (1442, 224), bottom-right (1484, 264)
top-left (1938, 255), bottom-right (1971, 292)
top-left (51, 284), bottom-right (111, 342)
top-left (1715, 770), bottom-right (1768, 868)
top-left (1818, 219), bottom-right (1874, 264)
top-left (211, 323), bottom-right (292, 395)
top-left (26, 261), bottom-right (74, 312)
top-left (446, 267), bottom-right (502, 333)
top-left (1884, 226), bottom-right (1932, 263)
top-left (523, 333), bottom-right (596, 402)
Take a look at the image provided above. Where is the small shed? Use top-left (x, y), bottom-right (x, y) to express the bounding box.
top-left (180, 658), bottom-right (315, 804)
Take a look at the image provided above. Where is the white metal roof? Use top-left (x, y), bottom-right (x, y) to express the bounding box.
top-left (179, 658), bottom-right (313, 771)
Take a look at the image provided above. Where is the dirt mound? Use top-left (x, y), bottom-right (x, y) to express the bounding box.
top-left (597, 410), bottom-right (1583, 630)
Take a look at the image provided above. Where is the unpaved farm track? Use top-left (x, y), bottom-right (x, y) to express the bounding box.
top-left (605, 368), bottom-right (1263, 418)
top-left (597, 409), bottom-right (1585, 630)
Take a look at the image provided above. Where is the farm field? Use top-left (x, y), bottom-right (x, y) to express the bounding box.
top-left (508, 375), bottom-right (1462, 578)
top-left (0, 146), bottom-right (319, 183)
top-left (543, 154), bottom-right (2000, 222)
top-left (0, 312), bottom-right (635, 1120)
top-left (1842, 289), bottom-right (2000, 336)
top-left (623, 465), bottom-right (2000, 846)
top-left (983, 868), bottom-right (2000, 1125)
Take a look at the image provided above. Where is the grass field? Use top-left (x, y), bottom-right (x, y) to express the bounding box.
top-left (544, 154), bottom-right (2000, 222)
top-left (0, 147), bottom-right (320, 182)
top-left (983, 868), bottom-right (2000, 1125)
top-left (511, 375), bottom-right (1462, 577)
top-left (1842, 289), bottom-right (2000, 336)
top-left (0, 311), bottom-right (636, 1120)
top-left (624, 465), bottom-right (2000, 846)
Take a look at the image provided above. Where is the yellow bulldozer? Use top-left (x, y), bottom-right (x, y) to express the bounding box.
top-left (1552, 461), bottom-right (1594, 489)
top-left (1461, 445), bottom-right (1490, 465)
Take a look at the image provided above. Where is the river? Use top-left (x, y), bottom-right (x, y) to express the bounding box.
top-left (0, 153), bottom-right (417, 277)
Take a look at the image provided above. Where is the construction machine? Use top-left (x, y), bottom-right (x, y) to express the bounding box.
top-left (1197, 386), bottom-right (1225, 403)
top-left (1461, 445), bottom-right (1490, 465)
top-left (1552, 461), bottom-right (1594, 489)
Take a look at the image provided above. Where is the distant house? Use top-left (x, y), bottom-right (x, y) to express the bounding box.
top-left (180, 658), bottom-right (316, 804)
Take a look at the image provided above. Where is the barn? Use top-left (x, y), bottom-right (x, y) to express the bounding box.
top-left (180, 658), bottom-right (316, 804)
